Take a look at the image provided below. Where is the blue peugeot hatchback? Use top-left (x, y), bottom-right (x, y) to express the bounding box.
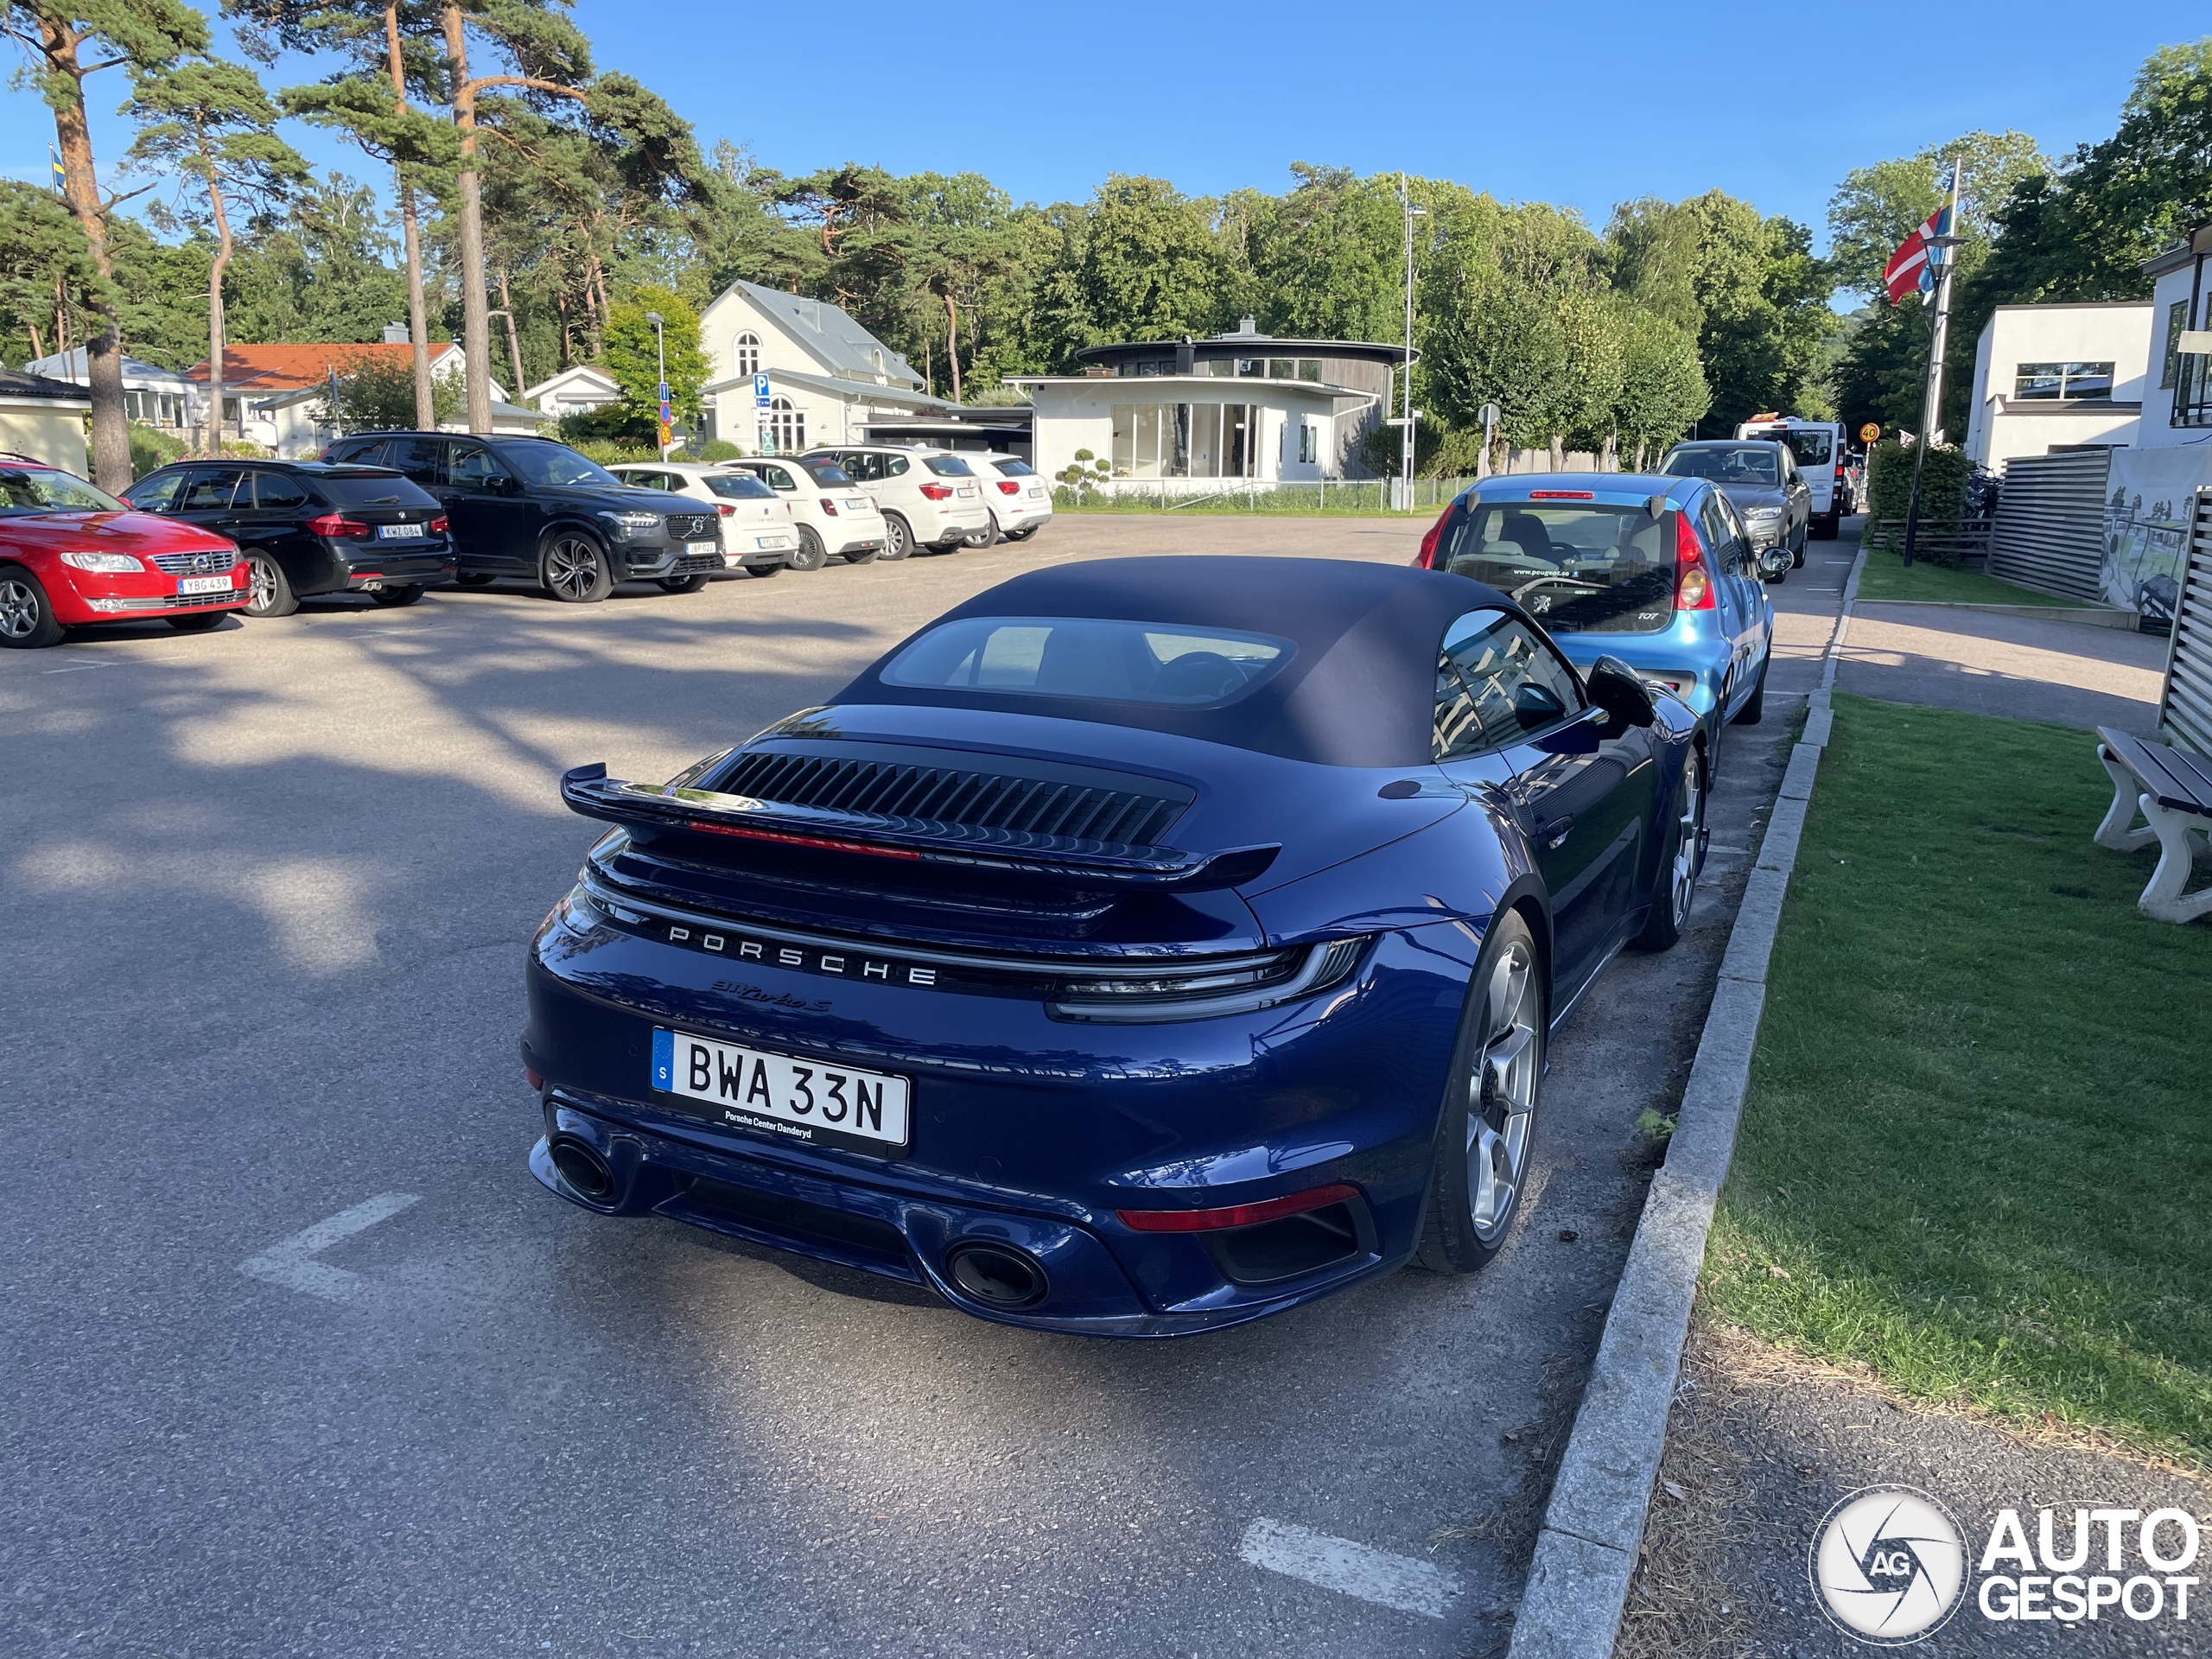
top-left (1414, 475), bottom-right (1775, 767)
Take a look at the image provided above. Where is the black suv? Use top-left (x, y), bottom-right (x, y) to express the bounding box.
top-left (123, 459), bottom-right (455, 617)
top-left (318, 432), bottom-right (719, 602)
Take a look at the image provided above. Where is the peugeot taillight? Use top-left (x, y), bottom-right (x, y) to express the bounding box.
top-left (1673, 505), bottom-right (1714, 610)
top-left (1416, 504), bottom-right (1456, 568)
top-left (305, 512), bottom-right (370, 539)
top-left (918, 481), bottom-right (954, 501)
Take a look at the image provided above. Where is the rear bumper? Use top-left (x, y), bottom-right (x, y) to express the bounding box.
top-left (334, 550), bottom-right (455, 593)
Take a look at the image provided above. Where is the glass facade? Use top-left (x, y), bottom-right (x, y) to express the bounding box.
top-left (1111, 403), bottom-right (1265, 478)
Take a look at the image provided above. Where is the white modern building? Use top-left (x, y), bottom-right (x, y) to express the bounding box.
top-left (2141, 226), bottom-right (2212, 447)
top-left (524, 364), bottom-right (620, 420)
top-left (697, 279), bottom-right (957, 454)
top-left (26, 346), bottom-right (200, 438)
top-left (1962, 302), bottom-right (2152, 472)
top-left (1010, 319), bottom-right (1400, 492)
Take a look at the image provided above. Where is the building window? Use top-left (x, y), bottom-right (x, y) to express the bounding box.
top-left (734, 332), bottom-right (760, 378)
top-left (2012, 361), bottom-right (2115, 401)
top-left (1111, 403), bottom-right (1258, 479)
top-left (765, 395), bottom-right (804, 454)
top-left (2164, 300), bottom-right (2190, 390)
top-left (1298, 421), bottom-right (1317, 464)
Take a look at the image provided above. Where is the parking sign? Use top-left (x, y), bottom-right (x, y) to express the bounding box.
top-left (753, 372), bottom-right (771, 408)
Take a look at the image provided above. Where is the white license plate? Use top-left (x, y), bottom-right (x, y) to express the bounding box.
top-left (377, 522), bottom-right (426, 540)
top-left (1027, 486), bottom-right (1046, 499)
top-left (844, 498), bottom-right (868, 512)
top-left (177, 575), bottom-right (232, 595)
top-left (652, 1027), bottom-right (910, 1148)
top-left (957, 485), bottom-right (976, 498)
top-left (755, 535), bottom-right (789, 549)
top-left (687, 540), bottom-right (717, 556)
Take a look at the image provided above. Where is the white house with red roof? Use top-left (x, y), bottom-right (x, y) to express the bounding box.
top-left (179, 340), bottom-right (540, 455)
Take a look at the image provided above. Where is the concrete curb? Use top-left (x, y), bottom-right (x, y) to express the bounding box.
top-left (1504, 548), bottom-right (1866, 1659)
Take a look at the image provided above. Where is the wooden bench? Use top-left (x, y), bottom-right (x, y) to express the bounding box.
top-left (2095, 727), bottom-right (2212, 924)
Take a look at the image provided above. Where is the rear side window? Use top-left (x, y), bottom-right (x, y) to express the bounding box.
top-left (328, 438), bottom-right (388, 467)
top-left (756, 464), bottom-right (797, 491)
top-left (1432, 498), bottom-right (1674, 635)
top-left (316, 472), bottom-right (436, 508)
top-left (1433, 611), bottom-right (1586, 760)
top-left (839, 453), bottom-right (882, 482)
top-left (706, 473), bottom-right (775, 499)
top-left (124, 471), bottom-right (186, 512)
top-left (885, 454), bottom-right (910, 478)
top-left (884, 616), bottom-right (1292, 707)
top-left (924, 455), bottom-right (974, 477)
top-left (178, 468), bottom-right (247, 511)
top-left (251, 473), bottom-right (310, 510)
top-left (448, 443), bottom-right (510, 489)
top-left (801, 461), bottom-right (855, 486)
top-left (384, 438), bottom-right (447, 486)
top-left (992, 459), bottom-right (1036, 477)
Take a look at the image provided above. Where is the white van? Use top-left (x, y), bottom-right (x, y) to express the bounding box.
top-left (1735, 416), bottom-right (1852, 538)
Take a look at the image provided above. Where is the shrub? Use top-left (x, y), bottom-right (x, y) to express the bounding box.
top-left (317, 349), bottom-right (458, 434)
top-left (127, 422), bottom-right (188, 480)
top-left (565, 437), bottom-right (659, 466)
top-left (1865, 438), bottom-right (1970, 560)
top-left (691, 437), bottom-right (741, 461)
top-left (557, 403), bottom-right (655, 447)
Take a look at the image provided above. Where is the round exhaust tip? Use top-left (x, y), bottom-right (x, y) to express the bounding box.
top-left (944, 1242), bottom-right (1048, 1311)
top-left (548, 1135), bottom-right (615, 1202)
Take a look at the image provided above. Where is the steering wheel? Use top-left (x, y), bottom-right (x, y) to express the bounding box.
top-left (1150, 652), bottom-right (1246, 702)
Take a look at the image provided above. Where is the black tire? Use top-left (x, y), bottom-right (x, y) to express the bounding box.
top-left (455, 572), bottom-right (496, 587)
top-left (1634, 746), bottom-right (1706, 951)
top-left (1005, 524), bottom-right (1039, 543)
top-left (0, 567), bottom-right (65, 648)
top-left (789, 527), bottom-right (829, 572)
top-left (243, 550), bottom-right (298, 618)
top-left (371, 583), bottom-right (426, 607)
top-left (1414, 909), bottom-right (1545, 1274)
top-left (167, 612), bottom-right (226, 632)
top-left (963, 524), bottom-right (996, 548)
top-left (882, 513), bottom-right (915, 561)
top-left (842, 545), bottom-right (879, 565)
top-left (658, 573), bottom-right (710, 594)
top-left (1793, 546), bottom-right (1806, 567)
top-left (1731, 651), bottom-right (1768, 725)
top-left (538, 530), bottom-right (613, 603)
top-left (748, 562), bottom-right (784, 578)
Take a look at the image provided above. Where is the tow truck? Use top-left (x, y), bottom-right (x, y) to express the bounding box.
top-left (1736, 414), bottom-right (1852, 538)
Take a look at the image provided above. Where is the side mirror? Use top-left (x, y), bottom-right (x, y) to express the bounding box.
top-left (1586, 655), bottom-right (1656, 728)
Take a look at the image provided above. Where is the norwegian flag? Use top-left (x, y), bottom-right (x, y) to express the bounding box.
top-left (1884, 168), bottom-right (1959, 304)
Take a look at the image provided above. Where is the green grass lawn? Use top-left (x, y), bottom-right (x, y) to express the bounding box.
top-left (1853, 556), bottom-right (2080, 607)
top-left (1706, 695), bottom-right (2212, 1465)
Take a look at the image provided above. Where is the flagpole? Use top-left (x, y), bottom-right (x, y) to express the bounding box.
top-left (1903, 162), bottom-right (1964, 569)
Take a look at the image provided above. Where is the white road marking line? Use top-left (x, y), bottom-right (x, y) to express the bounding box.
top-left (1237, 1517), bottom-right (1460, 1619)
top-left (238, 1192), bottom-right (420, 1303)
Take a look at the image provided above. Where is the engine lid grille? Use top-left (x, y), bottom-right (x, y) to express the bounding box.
top-left (714, 743), bottom-right (1192, 850)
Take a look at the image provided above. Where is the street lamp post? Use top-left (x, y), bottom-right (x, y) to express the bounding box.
top-left (1397, 176), bottom-right (1427, 512)
top-left (645, 309), bottom-right (669, 461)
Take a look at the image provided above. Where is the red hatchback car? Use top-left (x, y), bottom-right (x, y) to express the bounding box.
top-left (0, 457), bottom-right (246, 648)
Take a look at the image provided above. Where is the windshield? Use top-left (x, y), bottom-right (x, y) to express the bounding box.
top-left (1747, 428), bottom-right (1833, 466)
top-left (1431, 499), bottom-right (1675, 634)
top-left (316, 471), bottom-right (437, 508)
top-left (1663, 446), bottom-right (1779, 486)
top-left (923, 455), bottom-right (975, 477)
top-left (0, 467), bottom-right (127, 513)
top-left (799, 460), bottom-right (855, 486)
top-left (883, 616), bottom-right (1294, 707)
top-left (499, 442), bottom-right (620, 489)
top-left (706, 473), bottom-right (776, 499)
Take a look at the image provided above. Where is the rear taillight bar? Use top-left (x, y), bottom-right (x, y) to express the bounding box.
top-left (918, 482), bottom-right (954, 501)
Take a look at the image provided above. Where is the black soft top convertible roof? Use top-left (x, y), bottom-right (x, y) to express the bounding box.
top-left (836, 556), bottom-right (1512, 768)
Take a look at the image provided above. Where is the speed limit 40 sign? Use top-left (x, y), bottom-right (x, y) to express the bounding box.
top-left (1859, 423), bottom-right (1880, 442)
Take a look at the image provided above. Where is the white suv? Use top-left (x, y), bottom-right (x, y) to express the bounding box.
top-left (607, 461), bottom-right (797, 581)
top-left (721, 455), bottom-right (887, 569)
top-left (807, 446), bottom-right (993, 558)
top-left (969, 453), bottom-right (1052, 543)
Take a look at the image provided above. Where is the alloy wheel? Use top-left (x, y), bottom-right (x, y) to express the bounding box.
top-left (884, 515), bottom-right (912, 559)
top-left (1466, 938), bottom-right (1541, 1243)
top-left (543, 535), bottom-right (603, 601)
top-left (1668, 751), bottom-right (1706, 929)
top-left (0, 576), bottom-right (41, 640)
top-left (246, 556), bottom-right (279, 614)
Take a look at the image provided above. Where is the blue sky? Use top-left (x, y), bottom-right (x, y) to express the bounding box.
top-left (1, 0), bottom-right (2196, 257)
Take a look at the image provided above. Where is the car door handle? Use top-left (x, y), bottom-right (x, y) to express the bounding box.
top-left (1535, 814), bottom-right (1575, 850)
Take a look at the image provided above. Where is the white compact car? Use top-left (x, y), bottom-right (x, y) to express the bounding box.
top-left (608, 462), bottom-right (798, 581)
top-left (720, 456), bottom-right (887, 569)
top-left (967, 453), bottom-right (1052, 543)
top-left (805, 446), bottom-right (994, 558)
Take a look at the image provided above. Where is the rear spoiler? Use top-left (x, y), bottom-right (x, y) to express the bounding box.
top-left (560, 764), bottom-right (1279, 890)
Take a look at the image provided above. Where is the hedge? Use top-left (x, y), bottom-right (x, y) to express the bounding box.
top-left (1863, 439), bottom-right (1970, 561)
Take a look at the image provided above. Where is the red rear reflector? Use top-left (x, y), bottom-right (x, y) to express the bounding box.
top-left (524, 1065), bottom-right (543, 1090)
top-left (683, 819), bottom-right (922, 860)
top-left (1117, 1182), bottom-right (1360, 1233)
top-left (1528, 490), bottom-right (1595, 499)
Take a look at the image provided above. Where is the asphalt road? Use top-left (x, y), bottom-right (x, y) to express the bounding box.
top-left (0, 512), bottom-right (1853, 1659)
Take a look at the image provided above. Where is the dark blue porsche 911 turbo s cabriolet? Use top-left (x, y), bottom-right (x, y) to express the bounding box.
top-left (522, 554), bottom-right (1707, 1336)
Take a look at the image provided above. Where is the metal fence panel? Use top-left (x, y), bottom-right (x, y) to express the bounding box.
top-left (1989, 449), bottom-right (2112, 600)
top-left (2159, 489), bottom-right (2212, 755)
